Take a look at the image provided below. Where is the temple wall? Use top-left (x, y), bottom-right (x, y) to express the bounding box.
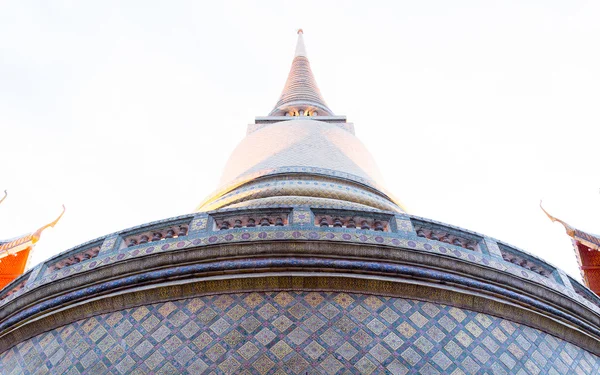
top-left (1, 291), bottom-right (598, 375)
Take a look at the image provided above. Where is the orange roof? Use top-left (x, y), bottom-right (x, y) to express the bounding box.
top-left (541, 202), bottom-right (600, 294)
top-left (0, 192), bottom-right (64, 290)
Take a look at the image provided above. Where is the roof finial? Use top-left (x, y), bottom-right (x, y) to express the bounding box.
top-left (32, 205), bottom-right (66, 243)
top-left (540, 200), bottom-right (575, 237)
top-left (295, 29), bottom-right (307, 57)
top-left (0, 204), bottom-right (65, 288)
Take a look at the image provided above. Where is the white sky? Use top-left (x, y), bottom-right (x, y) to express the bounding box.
top-left (0, 1), bottom-right (598, 280)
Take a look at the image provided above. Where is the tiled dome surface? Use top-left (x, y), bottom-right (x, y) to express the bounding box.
top-left (3, 292), bottom-right (600, 374)
top-left (219, 120), bottom-right (385, 188)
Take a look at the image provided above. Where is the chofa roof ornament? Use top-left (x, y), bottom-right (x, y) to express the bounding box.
top-left (0, 192), bottom-right (65, 289)
top-left (541, 201), bottom-right (600, 294)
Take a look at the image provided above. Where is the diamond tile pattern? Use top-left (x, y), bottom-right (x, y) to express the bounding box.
top-left (2, 292), bottom-right (600, 374)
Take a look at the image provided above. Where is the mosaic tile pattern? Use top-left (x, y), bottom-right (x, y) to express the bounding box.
top-left (100, 236), bottom-right (119, 252)
top-left (291, 208), bottom-right (312, 226)
top-left (190, 216), bottom-right (209, 233)
top-left (2, 292), bottom-right (599, 374)
top-left (484, 237), bottom-right (503, 258)
top-left (215, 165), bottom-right (381, 193)
top-left (395, 217), bottom-right (414, 233)
top-left (206, 178), bottom-right (398, 212)
top-left (225, 196), bottom-right (379, 212)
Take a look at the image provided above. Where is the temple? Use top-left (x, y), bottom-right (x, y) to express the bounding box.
top-left (0, 191), bottom-right (64, 291)
top-left (2, 31), bottom-right (600, 374)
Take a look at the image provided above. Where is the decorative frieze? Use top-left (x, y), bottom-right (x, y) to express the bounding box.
top-left (0, 278), bottom-right (26, 302)
top-left (498, 244), bottom-right (555, 279)
top-left (43, 243), bottom-right (101, 275)
top-left (124, 224), bottom-right (189, 248)
top-left (3, 209), bottom-right (598, 313)
top-left (212, 210), bottom-right (290, 231)
top-left (313, 211), bottom-right (391, 232)
top-left (413, 220), bottom-right (482, 252)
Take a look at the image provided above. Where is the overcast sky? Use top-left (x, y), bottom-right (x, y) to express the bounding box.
top-left (0, 1), bottom-right (598, 280)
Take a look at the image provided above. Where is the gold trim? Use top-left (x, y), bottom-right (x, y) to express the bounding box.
top-left (31, 205), bottom-right (65, 244)
top-left (540, 200), bottom-right (576, 237)
top-left (0, 205), bottom-right (65, 261)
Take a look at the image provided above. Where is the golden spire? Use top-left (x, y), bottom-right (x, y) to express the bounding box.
top-left (269, 30), bottom-right (333, 116)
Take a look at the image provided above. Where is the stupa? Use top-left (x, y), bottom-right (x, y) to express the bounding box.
top-left (1, 31), bottom-right (600, 374)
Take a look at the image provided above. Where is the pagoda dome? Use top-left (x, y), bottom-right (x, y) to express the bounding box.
top-left (196, 119), bottom-right (403, 213)
top-left (219, 119), bottom-right (385, 188)
top-left (196, 31), bottom-right (404, 213)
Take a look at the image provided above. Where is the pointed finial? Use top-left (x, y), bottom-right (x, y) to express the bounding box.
top-left (540, 200), bottom-right (575, 237)
top-left (295, 29), bottom-right (307, 57)
top-left (32, 205), bottom-right (66, 243)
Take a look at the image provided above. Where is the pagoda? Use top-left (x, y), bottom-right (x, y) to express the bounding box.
top-left (1, 31), bottom-right (600, 374)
